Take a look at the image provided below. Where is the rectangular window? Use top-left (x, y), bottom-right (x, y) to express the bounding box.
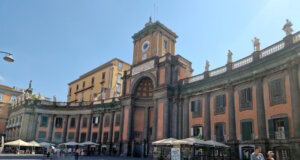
top-left (69, 88), bottom-right (72, 95)
top-left (269, 117), bottom-right (289, 140)
top-left (82, 81), bottom-right (85, 88)
top-left (82, 117), bottom-right (87, 128)
top-left (269, 78), bottom-right (286, 106)
top-left (40, 116), bottom-right (48, 127)
top-left (117, 74), bottom-right (122, 84)
top-left (103, 132), bottom-right (108, 144)
top-left (239, 88), bottom-right (252, 110)
top-left (0, 107), bottom-right (2, 113)
top-left (68, 132), bottom-right (74, 141)
top-left (91, 77), bottom-right (94, 86)
top-left (215, 94), bottom-right (226, 115)
top-left (164, 40), bottom-right (168, 50)
top-left (55, 117), bottom-right (63, 128)
top-left (191, 100), bottom-right (202, 118)
top-left (118, 62), bottom-right (122, 70)
top-left (10, 95), bottom-right (17, 103)
top-left (0, 93), bottom-right (3, 102)
top-left (102, 72), bottom-right (106, 81)
top-left (241, 121), bottom-right (253, 141)
top-left (215, 123), bottom-right (225, 142)
top-left (38, 131), bottom-right (46, 140)
top-left (114, 131), bottom-right (119, 143)
top-left (70, 117), bottom-right (76, 128)
top-left (115, 114), bottom-right (120, 126)
top-left (191, 126), bottom-right (203, 139)
top-left (92, 116), bottom-right (99, 127)
top-left (92, 132), bottom-right (97, 143)
top-left (76, 84), bottom-right (79, 91)
top-left (104, 115), bottom-right (110, 127)
top-left (80, 132), bottom-right (86, 142)
top-left (54, 132), bottom-right (62, 142)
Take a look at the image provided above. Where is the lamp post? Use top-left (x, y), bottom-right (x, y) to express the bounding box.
top-left (0, 51), bottom-right (14, 62)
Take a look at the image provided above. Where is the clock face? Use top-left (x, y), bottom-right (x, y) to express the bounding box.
top-left (142, 41), bottom-right (150, 53)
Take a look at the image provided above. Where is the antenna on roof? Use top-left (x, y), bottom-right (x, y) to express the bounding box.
top-left (153, 0), bottom-right (158, 21)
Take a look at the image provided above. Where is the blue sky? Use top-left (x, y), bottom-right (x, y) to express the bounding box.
top-left (0, 0), bottom-right (299, 101)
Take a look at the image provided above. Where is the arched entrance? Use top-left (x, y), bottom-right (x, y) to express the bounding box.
top-left (132, 77), bottom-right (154, 157)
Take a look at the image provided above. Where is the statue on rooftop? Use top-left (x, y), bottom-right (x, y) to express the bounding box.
top-left (283, 19), bottom-right (293, 36)
top-left (227, 50), bottom-right (233, 63)
top-left (205, 60), bottom-right (210, 72)
top-left (252, 37), bottom-right (260, 52)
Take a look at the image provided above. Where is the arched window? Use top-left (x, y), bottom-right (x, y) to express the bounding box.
top-left (135, 78), bottom-right (153, 97)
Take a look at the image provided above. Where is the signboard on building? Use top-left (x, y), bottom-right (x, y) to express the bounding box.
top-left (132, 60), bottom-right (154, 75)
top-left (171, 148), bottom-right (180, 160)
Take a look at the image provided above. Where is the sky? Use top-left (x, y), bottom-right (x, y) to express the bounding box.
top-left (0, 0), bottom-right (299, 101)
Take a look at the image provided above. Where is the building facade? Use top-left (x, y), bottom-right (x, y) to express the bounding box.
top-left (68, 58), bottom-right (130, 102)
top-left (7, 19), bottom-right (300, 160)
top-left (0, 85), bottom-right (22, 137)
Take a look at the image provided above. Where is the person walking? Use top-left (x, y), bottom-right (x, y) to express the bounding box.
top-left (251, 146), bottom-right (265, 160)
top-left (75, 147), bottom-right (80, 160)
top-left (266, 151), bottom-right (275, 160)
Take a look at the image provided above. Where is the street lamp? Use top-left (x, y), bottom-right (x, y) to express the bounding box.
top-left (0, 51), bottom-right (14, 62)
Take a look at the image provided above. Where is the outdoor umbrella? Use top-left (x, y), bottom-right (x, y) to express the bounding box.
top-left (4, 139), bottom-right (31, 154)
top-left (80, 141), bottom-right (99, 146)
top-left (205, 140), bottom-right (229, 148)
top-left (29, 141), bottom-right (40, 154)
top-left (174, 137), bottom-right (210, 146)
top-left (39, 142), bottom-right (54, 148)
top-left (59, 141), bottom-right (82, 146)
top-left (152, 138), bottom-right (178, 146)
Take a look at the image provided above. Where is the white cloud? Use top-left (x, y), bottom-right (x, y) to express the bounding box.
top-left (0, 75), bottom-right (5, 82)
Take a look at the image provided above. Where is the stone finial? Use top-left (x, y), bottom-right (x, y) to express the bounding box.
top-left (205, 60), bottom-right (210, 72)
top-left (227, 50), bottom-right (233, 63)
top-left (283, 19), bottom-right (293, 36)
top-left (252, 37), bottom-right (260, 52)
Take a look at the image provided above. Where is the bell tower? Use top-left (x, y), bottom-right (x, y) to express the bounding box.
top-left (132, 18), bottom-right (178, 65)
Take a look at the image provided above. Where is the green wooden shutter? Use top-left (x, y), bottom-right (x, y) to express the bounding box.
top-left (242, 121), bottom-right (252, 141)
top-left (283, 117), bottom-right (290, 139)
top-left (268, 119), bottom-right (275, 139)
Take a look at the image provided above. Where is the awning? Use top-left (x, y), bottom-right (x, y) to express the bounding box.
top-left (39, 142), bottom-right (55, 147)
top-left (205, 140), bottom-right (229, 148)
top-left (79, 141), bottom-right (99, 146)
top-left (29, 141), bottom-right (40, 147)
top-left (173, 137), bottom-right (210, 146)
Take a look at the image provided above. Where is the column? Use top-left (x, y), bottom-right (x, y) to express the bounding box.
top-left (75, 114), bottom-right (82, 142)
top-left (32, 113), bottom-right (39, 141)
top-left (151, 99), bottom-right (158, 141)
top-left (182, 96), bottom-right (189, 138)
top-left (48, 115), bottom-right (55, 142)
top-left (204, 93), bottom-right (211, 140)
top-left (98, 113), bottom-right (104, 155)
top-left (172, 98), bottom-right (179, 138)
top-left (118, 107), bottom-right (125, 155)
top-left (228, 85), bottom-right (237, 141)
top-left (63, 115), bottom-right (69, 142)
top-left (87, 114), bottom-right (93, 141)
top-left (126, 105), bottom-right (133, 143)
top-left (163, 98), bottom-right (170, 138)
top-left (109, 112), bottom-right (115, 155)
top-left (178, 98), bottom-right (183, 139)
top-left (256, 77), bottom-right (267, 139)
top-left (143, 107), bottom-right (149, 157)
top-left (288, 62), bottom-right (300, 160)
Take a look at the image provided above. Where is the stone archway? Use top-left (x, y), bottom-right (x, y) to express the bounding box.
top-left (131, 76), bottom-right (155, 157)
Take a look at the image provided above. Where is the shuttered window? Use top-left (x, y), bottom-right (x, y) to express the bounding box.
top-left (241, 121), bottom-right (253, 141)
top-left (215, 94), bottom-right (226, 115)
top-left (239, 87), bottom-right (252, 110)
top-left (268, 117), bottom-right (289, 140)
top-left (191, 100), bottom-right (202, 118)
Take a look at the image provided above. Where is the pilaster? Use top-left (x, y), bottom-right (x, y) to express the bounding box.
top-left (204, 93), bottom-right (211, 140)
top-left (255, 77), bottom-right (267, 139)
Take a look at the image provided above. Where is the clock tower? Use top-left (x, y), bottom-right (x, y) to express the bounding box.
top-left (132, 18), bottom-right (178, 65)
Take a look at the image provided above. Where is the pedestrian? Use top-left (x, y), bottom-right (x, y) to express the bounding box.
top-left (251, 146), bottom-right (265, 160)
top-left (267, 151), bottom-right (275, 160)
top-left (75, 147), bottom-right (80, 160)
